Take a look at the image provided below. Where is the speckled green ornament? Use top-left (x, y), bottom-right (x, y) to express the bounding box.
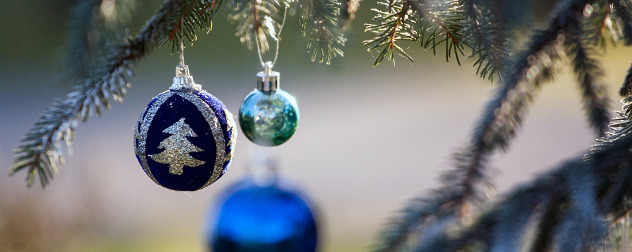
top-left (239, 62), bottom-right (299, 146)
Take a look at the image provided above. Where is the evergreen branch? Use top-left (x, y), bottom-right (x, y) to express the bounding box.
top-left (373, 1), bottom-right (601, 250)
top-left (228, 0), bottom-right (284, 54)
top-left (461, 0), bottom-right (508, 80)
top-left (365, 0), bottom-right (507, 80)
top-left (565, 12), bottom-right (611, 136)
top-left (414, 160), bottom-right (579, 251)
top-left (10, 45), bottom-right (135, 187)
top-left (529, 195), bottom-right (565, 252)
top-left (605, 212), bottom-right (632, 251)
top-left (620, 61), bottom-right (632, 96)
top-left (409, 0), bottom-right (465, 64)
top-left (62, 0), bottom-right (104, 80)
top-left (584, 1), bottom-right (619, 48)
top-left (417, 135), bottom-right (632, 251)
top-left (363, 1), bottom-right (413, 66)
top-left (340, 0), bottom-right (362, 29)
top-left (10, 0), bottom-right (224, 187)
top-left (364, 0), bottom-right (465, 67)
top-left (588, 96), bottom-right (632, 160)
top-left (371, 192), bottom-right (461, 252)
top-left (445, 0), bottom-right (596, 211)
top-left (444, 15), bottom-right (563, 213)
top-left (412, 89), bottom-right (632, 252)
top-left (63, 0), bottom-right (139, 80)
top-left (610, 0), bottom-right (632, 45)
top-left (299, 0), bottom-right (346, 64)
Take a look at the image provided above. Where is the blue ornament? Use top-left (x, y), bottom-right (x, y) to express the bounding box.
top-left (134, 65), bottom-right (236, 191)
top-left (206, 177), bottom-right (318, 252)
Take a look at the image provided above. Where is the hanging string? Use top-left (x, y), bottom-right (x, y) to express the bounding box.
top-left (255, 6), bottom-right (288, 68)
top-left (179, 41), bottom-right (185, 67)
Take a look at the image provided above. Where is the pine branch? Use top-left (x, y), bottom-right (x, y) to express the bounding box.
top-left (412, 87), bottom-right (632, 252)
top-left (619, 61), bottom-right (632, 96)
top-left (10, 0), bottom-right (224, 187)
top-left (565, 11), bottom-right (611, 136)
top-left (371, 192), bottom-right (461, 252)
top-left (228, 0), bottom-right (285, 54)
top-left (340, 0), bottom-right (362, 29)
top-left (363, 1), bottom-right (415, 66)
top-left (364, 0), bottom-right (507, 80)
top-left (299, 0), bottom-right (346, 64)
top-left (610, 0), bottom-right (632, 45)
top-left (443, 0), bottom-right (566, 212)
top-left (372, 0), bottom-right (614, 250)
top-left (415, 143), bottom-right (632, 251)
top-left (62, 0), bottom-right (140, 81)
top-left (529, 194), bottom-right (565, 252)
top-left (461, 0), bottom-right (508, 80)
top-left (413, 124), bottom-right (632, 251)
top-left (414, 159), bottom-right (583, 251)
top-left (409, 0), bottom-right (465, 64)
top-left (588, 96), bottom-right (632, 160)
top-left (605, 211), bottom-right (632, 251)
top-left (364, 0), bottom-right (465, 67)
top-left (62, 0), bottom-right (104, 80)
top-left (584, 1), bottom-right (618, 48)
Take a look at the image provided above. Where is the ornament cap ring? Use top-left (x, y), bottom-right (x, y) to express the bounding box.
top-left (257, 61), bottom-right (279, 93)
top-left (171, 65), bottom-right (201, 91)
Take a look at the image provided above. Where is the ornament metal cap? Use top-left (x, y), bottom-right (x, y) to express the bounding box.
top-left (170, 64), bottom-right (202, 91)
top-left (257, 61), bottom-right (279, 93)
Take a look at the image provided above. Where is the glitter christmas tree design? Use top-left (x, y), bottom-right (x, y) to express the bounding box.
top-left (149, 117), bottom-right (205, 175)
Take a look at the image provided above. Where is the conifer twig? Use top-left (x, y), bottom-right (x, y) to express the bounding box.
top-left (63, 0), bottom-right (104, 80)
top-left (228, 0), bottom-right (285, 54)
top-left (565, 11), bottom-right (611, 136)
top-left (364, 0), bottom-right (507, 80)
top-left (619, 62), bottom-right (632, 96)
top-left (340, 0), bottom-right (362, 29)
top-left (416, 92), bottom-right (632, 250)
top-left (461, 0), bottom-right (508, 80)
top-left (10, 0), bottom-right (223, 187)
top-left (364, 0), bottom-right (465, 67)
top-left (300, 0), bottom-right (346, 64)
top-left (610, 0), bottom-right (632, 45)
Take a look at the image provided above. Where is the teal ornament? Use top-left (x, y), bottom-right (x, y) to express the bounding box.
top-left (134, 64), bottom-right (237, 191)
top-left (206, 176), bottom-right (318, 252)
top-left (239, 62), bottom-right (299, 146)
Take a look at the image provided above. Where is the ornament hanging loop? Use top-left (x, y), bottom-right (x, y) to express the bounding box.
top-left (179, 42), bottom-right (185, 70)
top-left (254, 6), bottom-right (286, 93)
top-left (255, 6), bottom-right (288, 69)
top-left (171, 42), bottom-right (201, 91)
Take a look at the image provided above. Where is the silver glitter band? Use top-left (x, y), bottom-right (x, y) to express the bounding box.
top-left (135, 90), bottom-right (227, 188)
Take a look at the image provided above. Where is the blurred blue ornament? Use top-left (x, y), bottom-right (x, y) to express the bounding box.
top-left (134, 64), bottom-right (236, 191)
top-left (239, 62), bottom-right (299, 146)
top-left (206, 177), bottom-right (318, 252)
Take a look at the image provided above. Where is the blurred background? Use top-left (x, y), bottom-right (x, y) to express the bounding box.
top-left (1, 0), bottom-right (631, 251)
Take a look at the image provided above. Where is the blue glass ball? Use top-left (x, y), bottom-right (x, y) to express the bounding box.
top-left (239, 89), bottom-right (299, 146)
top-left (134, 89), bottom-right (236, 191)
top-left (206, 178), bottom-right (318, 252)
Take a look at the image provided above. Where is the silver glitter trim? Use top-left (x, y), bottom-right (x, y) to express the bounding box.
top-left (136, 91), bottom-right (172, 185)
top-left (224, 109), bottom-right (237, 164)
top-left (176, 91), bottom-right (226, 188)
